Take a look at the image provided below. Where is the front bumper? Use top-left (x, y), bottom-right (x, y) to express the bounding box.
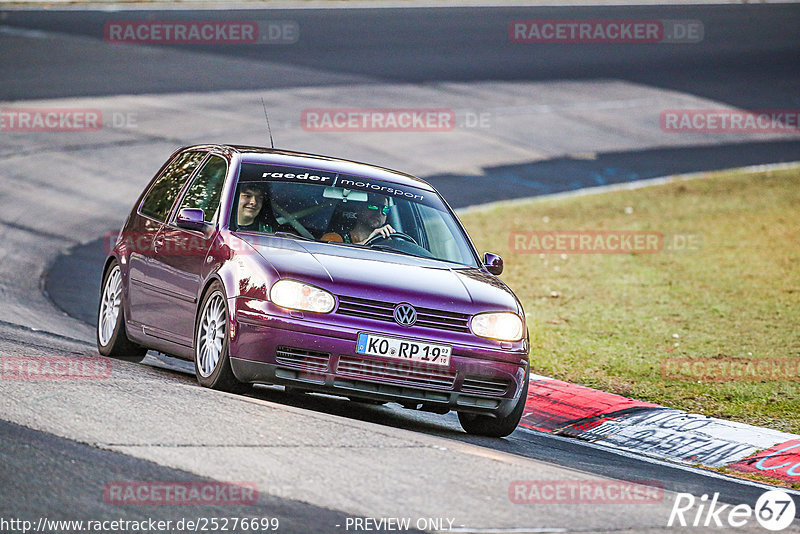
top-left (229, 301), bottom-right (529, 418)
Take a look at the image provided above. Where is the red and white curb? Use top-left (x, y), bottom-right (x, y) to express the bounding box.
top-left (520, 374), bottom-right (800, 485)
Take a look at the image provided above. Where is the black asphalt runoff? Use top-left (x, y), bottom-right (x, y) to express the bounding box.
top-left (427, 140), bottom-right (800, 208)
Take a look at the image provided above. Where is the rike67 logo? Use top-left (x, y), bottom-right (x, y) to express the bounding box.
top-left (668, 489), bottom-right (796, 531)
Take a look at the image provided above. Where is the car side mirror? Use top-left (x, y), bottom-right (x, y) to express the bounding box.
top-left (176, 208), bottom-right (206, 231)
top-left (483, 252), bottom-right (503, 275)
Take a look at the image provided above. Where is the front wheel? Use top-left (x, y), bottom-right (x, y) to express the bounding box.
top-left (96, 261), bottom-right (147, 362)
top-left (194, 282), bottom-right (249, 393)
top-left (458, 369), bottom-right (529, 437)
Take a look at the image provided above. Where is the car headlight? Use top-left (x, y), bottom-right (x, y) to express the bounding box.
top-left (270, 279), bottom-right (335, 314)
top-left (470, 312), bottom-right (524, 342)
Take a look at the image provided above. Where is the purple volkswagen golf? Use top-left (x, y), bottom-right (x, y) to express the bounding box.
top-left (98, 145), bottom-right (530, 436)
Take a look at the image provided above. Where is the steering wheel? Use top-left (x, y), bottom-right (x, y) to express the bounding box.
top-left (363, 231), bottom-right (418, 247)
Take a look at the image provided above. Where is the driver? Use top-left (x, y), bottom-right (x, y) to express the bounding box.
top-left (346, 194), bottom-right (394, 244)
top-left (323, 194), bottom-right (394, 244)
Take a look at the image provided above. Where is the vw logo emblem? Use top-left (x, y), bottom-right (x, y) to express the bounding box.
top-left (394, 303), bottom-right (417, 326)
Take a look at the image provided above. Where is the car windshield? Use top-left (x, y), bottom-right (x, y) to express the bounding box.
top-left (230, 163), bottom-right (479, 267)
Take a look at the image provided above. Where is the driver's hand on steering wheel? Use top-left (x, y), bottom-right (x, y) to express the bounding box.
top-left (366, 224), bottom-right (395, 242)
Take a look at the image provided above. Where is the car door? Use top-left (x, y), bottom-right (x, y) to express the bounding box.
top-left (127, 150), bottom-right (207, 331)
top-left (145, 154), bottom-right (229, 345)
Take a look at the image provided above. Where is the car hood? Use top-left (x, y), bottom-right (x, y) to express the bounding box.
top-left (238, 234), bottom-right (521, 314)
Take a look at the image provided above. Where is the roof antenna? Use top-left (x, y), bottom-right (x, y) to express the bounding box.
top-left (260, 96), bottom-right (275, 149)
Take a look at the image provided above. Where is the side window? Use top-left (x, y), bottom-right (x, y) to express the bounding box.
top-left (140, 151), bottom-right (206, 222)
top-left (417, 204), bottom-right (469, 264)
top-left (177, 155), bottom-right (228, 223)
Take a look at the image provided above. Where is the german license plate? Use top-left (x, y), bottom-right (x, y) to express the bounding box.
top-left (356, 333), bottom-right (451, 366)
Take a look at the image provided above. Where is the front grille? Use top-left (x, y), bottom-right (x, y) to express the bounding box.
top-left (462, 376), bottom-right (509, 396)
top-left (275, 346), bottom-right (330, 372)
top-left (336, 295), bottom-right (470, 333)
top-left (337, 355), bottom-right (456, 389)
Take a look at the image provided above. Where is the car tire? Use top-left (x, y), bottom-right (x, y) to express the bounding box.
top-left (194, 282), bottom-right (250, 393)
top-left (97, 261), bottom-right (147, 362)
top-left (457, 369), bottom-right (529, 438)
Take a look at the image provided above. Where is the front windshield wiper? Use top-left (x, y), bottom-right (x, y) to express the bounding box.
top-left (272, 231), bottom-right (315, 241)
top-left (318, 240), bottom-right (433, 261)
top-left (368, 244), bottom-right (432, 260)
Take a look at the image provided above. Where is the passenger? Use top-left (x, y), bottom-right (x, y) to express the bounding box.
top-left (236, 183), bottom-right (274, 232)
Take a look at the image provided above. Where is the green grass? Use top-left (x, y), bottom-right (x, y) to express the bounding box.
top-left (460, 166), bottom-right (800, 434)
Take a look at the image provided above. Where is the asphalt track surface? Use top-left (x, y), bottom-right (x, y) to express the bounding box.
top-left (0, 420), bottom-right (392, 534)
top-left (1, 3), bottom-right (800, 533)
top-left (1, 4), bottom-right (799, 110)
